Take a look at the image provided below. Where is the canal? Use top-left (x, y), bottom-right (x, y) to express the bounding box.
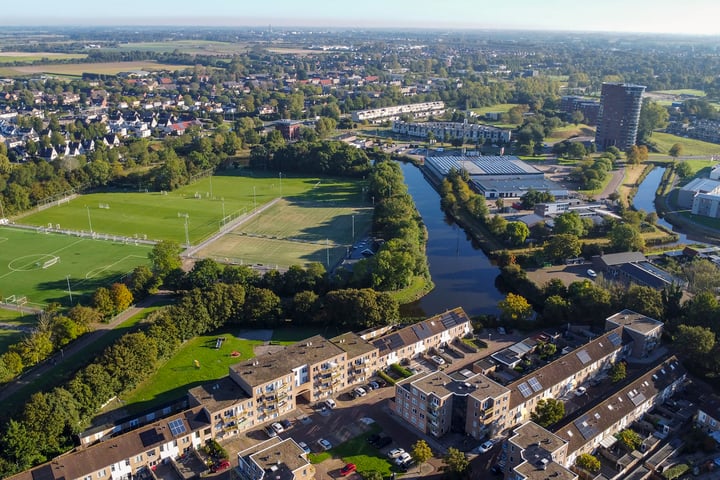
top-left (632, 167), bottom-right (689, 244)
top-left (399, 162), bottom-right (504, 317)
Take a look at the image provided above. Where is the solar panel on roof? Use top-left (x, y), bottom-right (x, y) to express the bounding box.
top-left (574, 414), bottom-right (599, 440)
top-left (608, 332), bottom-right (622, 347)
top-left (168, 418), bottom-right (186, 436)
top-left (411, 325), bottom-right (432, 340)
top-left (528, 377), bottom-right (543, 392)
top-left (576, 349), bottom-right (591, 364)
top-left (518, 382), bottom-right (533, 398)
top-left (139, 428), bottom-right (164, 447)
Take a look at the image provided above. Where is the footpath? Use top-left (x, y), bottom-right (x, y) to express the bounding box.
top-left (0, 291), bottom-right (173, 404)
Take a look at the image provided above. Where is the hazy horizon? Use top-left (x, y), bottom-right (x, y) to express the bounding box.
top-left (2, 0), bottom-right (719, 36)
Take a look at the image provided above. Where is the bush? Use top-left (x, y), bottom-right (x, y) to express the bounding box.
top-left (390, 363), bottom-right (413, 378)
top-left (377, 370), bottom-right (396, 386)
top-left (662, 464), bottom-right (689, 480)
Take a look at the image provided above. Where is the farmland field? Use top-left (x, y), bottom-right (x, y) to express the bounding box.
top-left (106, 40), bottom-right (250, 55)
top-left (3, 61), bottom-right (191, 77)
top-left (21, 172), bottom-right (366, 245)
top-left (196, 198), bottom-right (373, 268)
top-left (0, 52), bottom-right (87, 63)
top-left (0, 227), bottom-right (151, 307)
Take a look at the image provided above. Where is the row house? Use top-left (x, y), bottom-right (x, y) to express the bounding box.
top-left (9, 407), bottom-right (213, 480)
top-left (351, 101), bottom-right (445, 123)
top-left (555, 356), bottom-right (686, 467)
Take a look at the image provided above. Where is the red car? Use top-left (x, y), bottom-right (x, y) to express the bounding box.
top-left (340, 463), bottom-right (357, 476)
top-left (211, 460), bottom-right (231, 473)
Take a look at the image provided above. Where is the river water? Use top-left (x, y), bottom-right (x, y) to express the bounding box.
top-left (399, 162), bottom-right (504, 317)
top-left (632, 167), bottom-right (689, 244)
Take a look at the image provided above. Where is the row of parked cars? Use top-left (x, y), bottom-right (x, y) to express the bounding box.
top-left (349, 379), bottom-right (386, 399)
top-left (367, 433), bottom-right (414, 471)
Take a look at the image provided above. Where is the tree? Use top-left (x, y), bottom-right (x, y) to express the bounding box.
top-left (149, 240), bottom-right (182, 279)
top-left (187, 258), bottom-right (223, 290)
top-left (553, 211), bottom-right (587, 237)
top-left (520, 189), bottom-right (555, 209)
top-left (609, 361), bottom-right (627, 383)
top-left (617, 429), bottom-right (642, 451)
top-left (575, 453), bottom-right (601, 473)
top-left (505, 221), bottom-right (530, 246)
top-left (674, 324), bottom-right (715, 364)
top-left (683, 259), bottom-right (720, 294)
top-left (624, 285), bottom-right (663, 320)
top-left (411, 439), bottom-right (433, 465)
top-left (498, 293), bottom-right (533, 322)
top-left (609, 223), bottom-right (644, 252)
top-left (110, 283), bottom-right (134, 313)
top-left (543, 234), bottom-right (581, 263)
top-left (638, 100), bottom-right (669, 142)
top-left (668, 143), bottom-right (683, 159)
top-left (531, 398), bottom-right (565, 427)
top-left (92, 287), bottom-right (114, 318)
top-left (674, 161), bottom-right (692, 179)
top-left (1, 419), bottom-right (45, 471)
top-left (444, 447), bottom-right (470, 475)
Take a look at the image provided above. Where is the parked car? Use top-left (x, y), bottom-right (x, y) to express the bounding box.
top-left (211, 460), bottom-right (231, 473)
top-left (395, 452), bottom-right (412, 465)
top-left (387, 448), bottom-right (406, 459)
top-left (375, 379), bottom-right (387, 388)
top-left (399, 459), bottom-right (415, 471)
top-left (476, 440), bottom-right (494, 454)
top-left (324, 399), bottom-right (337, 409)
top-left (587, 269), bottom-right (597, 278)
top-left (340, 463), bottom-right (357, 476)
top-left (368, 381), bottom-right (380, 389)
top-left (298, 441), bottom-right (311, 454)
top-left (431, 355), bottom-right (446, 365)
top-left (365, 383), bottom-right (376, 391)
top-left (497, 327), bottom-right (507, 335)
top-left (367, 433), bottom-right (381, 444)
top-left (271, 422), bottom-right (284, 434)
top-left (373, 436), bottom-right (392, 449)
top-left (353, 387), bottom-right (367, 397)
top-left (575, 386), bottom-right (587, 396)
top-left (280, 419), bottom-right (292, 430)
top-left (264, 426), bottom-right (277, 438)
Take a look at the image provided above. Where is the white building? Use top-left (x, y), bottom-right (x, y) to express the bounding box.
top-left (351, 101), bottom-right (445, 123)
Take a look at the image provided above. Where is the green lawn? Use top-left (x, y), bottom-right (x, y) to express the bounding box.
top-left (653, 89), bottom-right (706, 97)
top-left (547, 124), bottom-right (595, 141)
top-left (0, 227), bottom-right (151, 307)
top-left (650, 132), bottom-right (720, 157)
top-left (470, 103), bottom-right (518, 116)
top-left (22, 172), bottom-right (367, 246)
top-left (271, 327), bottom-right (328, 344)
top-left (0, 310), bottom-right (37, 354)
top-left (119, 328), bottom-right (263, 413)
top-left (332, 426), bottom-right (398, 479)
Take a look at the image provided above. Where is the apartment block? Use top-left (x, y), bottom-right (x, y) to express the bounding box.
top-left (391, 120), bottom-right (512, 144)
top-left (605, 310), bottom-right (663, 359)
top-left (236, 437), bottom-right (314, 480)
top-left (595, 83), bottom-right (645, 151)
top-left (503, 422), bottom-right (576, 480)
top-left (351, 101), bottom-right (445, 122)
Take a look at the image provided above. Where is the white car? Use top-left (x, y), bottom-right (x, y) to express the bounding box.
top-left (388, 448), bottom-right (406, 459)
top-left (324, 399), bottom-right (337, 409)
top-left (271, 422), bottom-right (284, 434)
top-left (395, 452), bottom-right (412, 465)
top-left (575, 386), bottom-right (587, 396)
top-left (477, 440), bottom-right (494, 454)
top-left (317, 438), bottom-right (332, 451)
top-left (587, 269), bottom-right (597, 278)
top-left (353, 387), bottom-right (367, 397)
top-left (431, 355), bottom-right (446, 365)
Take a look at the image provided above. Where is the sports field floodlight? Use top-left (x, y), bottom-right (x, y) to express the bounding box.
top-left (279, 172), bottom-right (283, 197)
top-left (85, 205), bottom-right (93, 234)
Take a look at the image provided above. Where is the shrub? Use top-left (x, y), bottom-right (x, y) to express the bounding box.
top-left (378, 370), bottom-right (396, 386)
top-left (390, 363), bottom-right (413, 378)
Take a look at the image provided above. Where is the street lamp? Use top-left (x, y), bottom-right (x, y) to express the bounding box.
top-left (352, 214), bottom-right (355, 242)
top-left (66, 275), bottom-right (73, 304)
top-left (85, 205), bottom-right (93, 234)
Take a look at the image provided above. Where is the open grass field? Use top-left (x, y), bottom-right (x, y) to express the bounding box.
top-left (470, 103), bottom-right (518, 116)
top-left (0, 227), bottom-right (151, 307)
top-left (3, 61), bottom-right (191, 77)
top-left (119, 328), bottom-right (263, 414)
top-left (22, 171), bottom-right (365, 245)
top-left (654, 89), bottom-right (706, 97)
top-left (0, 309), bottom-right (37, 354)
top-left (650, 132), bottom-right (720, 157)
top-left (0, 52), bottom-right (87, 63)
top-left (196, 198), bottom-right (373, 268)
top-left (547, 124), bottom-right (595, 142)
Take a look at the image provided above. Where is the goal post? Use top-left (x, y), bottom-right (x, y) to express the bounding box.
top-left (42, 256), bottom-right (60, 269)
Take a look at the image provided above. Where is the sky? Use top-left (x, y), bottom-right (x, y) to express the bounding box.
top-left (2, 0), bottom-right (719, 35)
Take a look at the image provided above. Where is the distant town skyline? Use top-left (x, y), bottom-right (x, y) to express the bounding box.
top-left (2, 0), bottom-right (719, 35)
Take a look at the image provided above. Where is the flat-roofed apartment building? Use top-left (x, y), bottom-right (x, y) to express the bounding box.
top-left (236, 437), bottom-right (314, 480)
top-left (394, 369), bottom-right (510, 438)
top-left (605, 309), bottom-right (663, 359)
top-left (190, 308), bottom-right (471, 438)
top-left (503, 421), bottom-right (576, 480)
top-left (8, 407), bottom-right (213, 480)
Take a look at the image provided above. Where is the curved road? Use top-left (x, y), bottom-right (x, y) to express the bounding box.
top-left (0, 292), bottom-right (173, 404)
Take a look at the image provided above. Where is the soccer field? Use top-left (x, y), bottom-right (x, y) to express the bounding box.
top-left (0, 227), bottom-right (151, 307)
top-left (21, 172), bottom-right (366, 245)
top-left (196, 198), bottom-right (373, 268)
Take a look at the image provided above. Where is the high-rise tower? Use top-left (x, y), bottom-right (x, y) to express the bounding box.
top-left (595, 83), bottom-right (646, 151)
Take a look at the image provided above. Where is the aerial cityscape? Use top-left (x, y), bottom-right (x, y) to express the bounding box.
top-left (2, 3), bottom-right (720, 480)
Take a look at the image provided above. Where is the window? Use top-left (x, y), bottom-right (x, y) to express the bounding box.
top-left (135, 454), bottom-right (143, 462)
top-left (98, 469), bottom-right (106, 478)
